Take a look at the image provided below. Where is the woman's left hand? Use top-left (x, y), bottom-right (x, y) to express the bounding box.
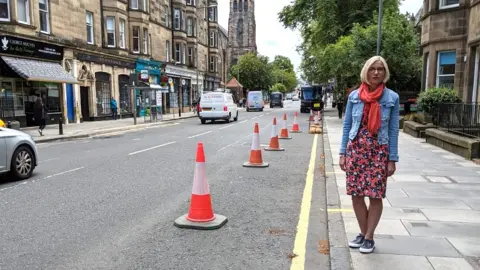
top-left (387, 161), bottom-right (396, 177)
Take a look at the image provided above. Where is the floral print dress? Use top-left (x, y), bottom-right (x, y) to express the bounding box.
top-left (346, 107), bottom-right (389, 199)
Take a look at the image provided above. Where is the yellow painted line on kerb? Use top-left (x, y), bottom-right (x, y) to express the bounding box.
top-left (327, 208), bottom-right (354, 213)
top-left (290, 134), bottom-right (318, 270)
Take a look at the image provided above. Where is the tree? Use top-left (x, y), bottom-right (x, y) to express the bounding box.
top-left (271, 68), bottom-right (297, 91)
top-left (270, 83), bottom-right (287, 93)
top-left (271, 56), bottom-right (294, 72)
top-left (229, 53), bottom-right (273, 90)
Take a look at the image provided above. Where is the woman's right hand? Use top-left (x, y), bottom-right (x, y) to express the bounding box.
top-left (339, 155), bottom-right (346, 171)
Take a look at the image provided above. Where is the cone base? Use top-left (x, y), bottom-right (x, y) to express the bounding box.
top-left (290, 130), bottom-right (302, 133)
top-left (264, 147), bottom-right (285, 151)
top-left (174, 214), bottom-right (228, 230)
top-left (278, 136), bottom-right (292, 140)
top-left (243, 161), bottom-right (269, 168)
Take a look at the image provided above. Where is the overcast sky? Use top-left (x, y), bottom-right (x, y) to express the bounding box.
top-left (217, 0), bottom-right (423, 74)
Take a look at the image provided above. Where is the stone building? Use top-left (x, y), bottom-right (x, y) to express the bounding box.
top-left (218, 25), bottom-right (228, 89)
top-left (226, 0), bottom-right (257, 70)
top-left (420, 0), bottom-right (480, 103)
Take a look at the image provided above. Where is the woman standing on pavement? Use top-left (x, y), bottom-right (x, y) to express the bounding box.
top-left (339, 55), bottom-right (400, 254)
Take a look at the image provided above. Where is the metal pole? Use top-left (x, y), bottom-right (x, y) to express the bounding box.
top-left (132, 82), bottom-right (137, 125)
top-left (376, 0), bottom-right (383, 55)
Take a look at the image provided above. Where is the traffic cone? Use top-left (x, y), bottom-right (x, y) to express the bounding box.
top-left (279, 113), bottom-right (292, 140)
top-left (313, 111), bottom-right (320, 126)
top-left (174, 142), bottom-right (228, 230)
top-left (291, 112), bottom-right (302, 133)
top-left (265, 117), bottom-right (285, 151)
top-left (243, 122), bottom-right (269, 167)
top-left (308, 109), bottom-right (313, 121)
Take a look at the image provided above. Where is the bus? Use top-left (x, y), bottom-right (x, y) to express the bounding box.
top-left (300, 84), bottom-right (323, 113)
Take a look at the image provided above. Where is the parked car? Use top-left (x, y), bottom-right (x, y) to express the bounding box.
top-left (246, 91), bottom-right (264, 112)
top-left (270, 92), bottom-right (284, 108)
top-left (198, 92), bottom-right (239, 124)
top-left (0, 127), bottom-right (39, 180)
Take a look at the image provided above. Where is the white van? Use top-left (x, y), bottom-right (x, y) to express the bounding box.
top-left (198, 92), bottom-right (239, 124)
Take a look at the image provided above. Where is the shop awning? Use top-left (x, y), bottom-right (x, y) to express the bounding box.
top-left (149, 84), bottom-right (161, 89)
top-left (1, 56), bottom-right (78, 84)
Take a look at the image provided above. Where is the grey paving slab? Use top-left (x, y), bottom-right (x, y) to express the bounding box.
top-left (392, 175), bottom-right (429, 182)
top-left (425, 176), bottom-right (453, 183)
top-left (402, 220), bottom-right (480, 238)
top-left (386, 188), bottom-right (409, 198)
top-left (421, 209), bottom-right (480, 223)
top-left (456, 161), bottom-right (480, 168)
top-left (428, 257), bottom-right (475, 270)
top-left (447, 237), bottom-right (480, 257)
top-left (402, 188), bottom-right (477, 198)
top-left (350, 253), bottom-right (434, 270)
top-left (449, 176), bottom-right (480, 184)
top-left (344, 217), bottom-right (409, 236)
top-left (346, 233), bottom-right (460, 257)
top-left (388, 197), bottom-right (471, 210)
top-left (461, 199), bottom-right (480, 210)
top-left (339, 195), bottom-right (392, 208)
top-left (341, 207), bottom-right (427, 221)
top-left (442, 184), bottom-right (480, 191)
top-left (388, 182), bottom-right (445, 190)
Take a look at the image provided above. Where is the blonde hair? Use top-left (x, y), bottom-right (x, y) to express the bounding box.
top-left (360, 56), bottom-right (390, 85)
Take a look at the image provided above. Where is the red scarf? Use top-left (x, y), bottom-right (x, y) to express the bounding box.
top-left (358, 82), bottom-right (384, 135)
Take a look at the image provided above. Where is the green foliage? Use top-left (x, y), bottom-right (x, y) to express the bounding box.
top-left (418, 87), bottom-right (461, 115)
top-left (270, 83), bottom-right (287, 93)
top-left (271, 68), bottom-right (297, 91)
top-left (271, 56), bottom-right (295, 72)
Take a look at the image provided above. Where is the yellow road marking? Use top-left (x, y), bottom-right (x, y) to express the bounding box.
top-left (327, 209), bottom-right (353, 213)
top-left (290, 134), bottom-right (318, 270)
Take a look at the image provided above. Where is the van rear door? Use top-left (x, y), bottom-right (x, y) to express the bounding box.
top-left (201, 93), bottom-right (225, 111)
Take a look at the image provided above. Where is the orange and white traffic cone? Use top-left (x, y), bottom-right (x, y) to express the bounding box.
top-left (279, 113), bottom-right (292, 140)
top-left (290, 112), bottom-right (302, 133)
top-left (308, 109), bottom-right (314, 121)
top-left (313, 111), bottom-right (320, 126)
top-left (174, 142), bottom-right (228, 230)
top-left (265, 117), bottom-right (285, 151)
top-left (243, 122), bottom-right (269, 167)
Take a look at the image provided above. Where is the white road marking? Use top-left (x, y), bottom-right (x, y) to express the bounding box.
top-left (132, 138), bottom-right (140, 141)
top-left (188, 131), bottom-right (212, 139)
top-left (218, 124), bottom-right (271, 152)
top-left (0, 167), bottom-right (85, 193)
top-left (252, 116), bottom-right (259, 119)
top-left (128, 141), bottom-right (177, 156)
top-left (219, 124), bottom-right (234, 130)
top-left (218, 138), bottom-right (246, 152)
top-left (147, 122), bottom-right (180, 129)
top-left (239, 120), bottom-right (248, 123)
top-left (38, 157), bottom-right (60, 164)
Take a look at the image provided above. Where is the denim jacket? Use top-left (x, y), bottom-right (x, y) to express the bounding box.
top-left (339, 88), bottom-right (400, 162)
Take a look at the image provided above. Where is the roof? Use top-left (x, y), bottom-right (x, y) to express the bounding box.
top-left (219, 25), bottom-right (228, 38)
top-left (226, 77), bottom-right (243, 88)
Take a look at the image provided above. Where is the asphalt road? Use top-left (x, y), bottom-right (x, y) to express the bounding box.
top-left (0, 101), bottom-right (329, 270)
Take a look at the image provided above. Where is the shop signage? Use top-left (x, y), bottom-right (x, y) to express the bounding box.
top-left (0, 35), bottom-right (63, 61)
top-left (76, 52), bottom-right (135, 69)
top-left (206, 76), bottom-right (221, 83)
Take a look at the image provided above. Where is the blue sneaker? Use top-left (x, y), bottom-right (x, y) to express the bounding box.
top-left (348, 233), bottom-right (365, 248)
top-left (359, 239), bottom-right (375, 253)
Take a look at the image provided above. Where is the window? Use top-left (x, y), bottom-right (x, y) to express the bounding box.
top-left (106, 17), bottom-right (115, 47)
top-left (436, 51), bottom-right (456, 89)
top-left (142, 0), bottom-right (148, 11)
top-left (166, 40), bottom-right (170, 62)
top-left (119, 19), bottom-right (125, 48)
top-left (188, 47), bottom-right (193, 65)
top-left (130, 0), bottom-right (138, 9)
top-left (186, 0), bottom-right (192, 5)
top-left (143, 28), bottom-right (148, 54)
top-left (439, 0), bottom-right (459, 9)
top-left (208, 7), bottom-right (216, 22)
top-left (233, 0), bottom-right (237, 11)
top-left (39, 0), bottom-right (49, 33)
top-left (187, 18), bottom-right (193, 36)
top-left (86, 11), bottom-right (94, 44)
top-left (175, 43), bottom-right (181, 63)
top-left (244, 0), bottom-right (248, 11)
top-left (193, 18), bottom-right (197, 36)
top-left (173, 8), bottom-right (180, 30)
top-left (132, 26), bottom-right (140, 53)
top-left (209, 56), bottom-right (217, 72)
top-left (209, 31), bottom-right (217, 47)
top-left (17, 0), bottom-right (29, 24)
top-left (181, 10), bottom-right (186, 31)
top-left (182, 45), bottom-right (186, 64)
top-left (164, 6), bottom-right (169, 27)
top-left (194, 47), bottom-right (197, 67)
top-left (0, 0), bottom-right (10, 21)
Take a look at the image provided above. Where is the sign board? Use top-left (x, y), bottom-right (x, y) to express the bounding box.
top-left (0, 35), bottom-right (64, 61)
top-left (156, 90), bottom-right (163, 106)
top-left (76, 52), bottom-right (135, 69)
top-left (140, 70), bottom-right (149, 81)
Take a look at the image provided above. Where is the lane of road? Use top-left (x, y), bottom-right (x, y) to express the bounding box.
top-left (0, 101), bottom-right (328, 269)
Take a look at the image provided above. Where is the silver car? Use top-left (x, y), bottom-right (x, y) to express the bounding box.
top-left (0, 127), bottom-right (39, 180)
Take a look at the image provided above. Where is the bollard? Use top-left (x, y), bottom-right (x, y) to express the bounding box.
top-left (7, 121), bottom-right (11, 128)
top-left (59, 117), bottom-right (63, 135)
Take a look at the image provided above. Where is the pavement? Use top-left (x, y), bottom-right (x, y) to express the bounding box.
top-left (0, 100), bottom-right (332, 269)
top-left (21, 111), bottom-right (198, 143)
top-left (323, 108), bottom-right (480, 270)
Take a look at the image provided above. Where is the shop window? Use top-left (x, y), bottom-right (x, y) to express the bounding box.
top-left (132, 26), bottom-right (140, 53)
top-left (106, 16), bottom-right (115, 47)
top-left (17, 0), bottom-right (30, 24)
top-left (21, 82), bottom-right (61, 116)
top-left (173, 8), bottom-right (180, 30)
top-left (436, 51), bottom-right (456, 89)
top-left (118, 75), bottom-right (130, 113)
top-left (182, 83), bottom-right (190, 107)
top-left (119, 19), bottom-right (126, 48)
top-left (95, 72), bottom-right (111, 115)
top-left (0, 81), bottom-right (15, 118)
top-left (439, 0), bottom-right (459, 9)
top-left (86, 11), bottom-right (94, 44)
top-left (39, 0), bottom-right (49, 33)
top-left (130, 0), bottom-right (139, 10)
top-left (143, 28), bottom-right (148, 54)
top-left (0, 0), bottom-right (10, 21)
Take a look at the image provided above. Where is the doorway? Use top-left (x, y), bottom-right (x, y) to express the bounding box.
top-left (66, 84), bottom-right (74, 122)
top-left (80, 86), bottom-right (90, 121)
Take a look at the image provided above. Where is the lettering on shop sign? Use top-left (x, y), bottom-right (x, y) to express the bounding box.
top-left (75, 52), bottom-right (135, 69)
top-left (0, 35), bottom-right (64, 61)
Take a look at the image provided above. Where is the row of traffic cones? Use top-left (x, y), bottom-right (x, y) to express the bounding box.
top-left (174, 112), bottom-right (304, 231)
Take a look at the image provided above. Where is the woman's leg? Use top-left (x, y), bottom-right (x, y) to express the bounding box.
top-left (365, 198), bottom-right (383, 239)
top-left (352, 196), bottom-right (368, 235)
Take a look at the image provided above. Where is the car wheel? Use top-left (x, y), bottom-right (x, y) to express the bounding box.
top-left (201, 119), bottom-right (206, 124)
top-left (226, 113), bottom-right (231, 123)
top-left (10, 146), bottom-right (35, 180)
top-left (234, 111), bottom-right (238, 121)
top-left (246, 108), bottom-right (250, 112)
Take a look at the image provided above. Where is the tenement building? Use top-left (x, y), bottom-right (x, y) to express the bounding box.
top-left (226, 0), bottom-right (256, 70)
top-left (420, 0), bottom-right (480, 103)
top-left (0, 0), bottom-right (228, 125)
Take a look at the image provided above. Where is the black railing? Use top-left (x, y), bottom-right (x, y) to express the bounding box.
top-left (435, 102), bottom-right (480, 138)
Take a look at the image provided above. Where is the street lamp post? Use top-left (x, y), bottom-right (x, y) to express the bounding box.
top-left (376, 0), bottom-right (384, 55)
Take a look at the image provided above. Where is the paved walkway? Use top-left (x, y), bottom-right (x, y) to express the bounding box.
top-left (22, 112), bottom-right (197, 143)
top-left (324, 108), bottom-right (480, 270)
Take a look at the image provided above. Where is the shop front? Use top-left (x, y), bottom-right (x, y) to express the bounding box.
top-left (134, 59), bottom-right (165, 117)
top-left (164, 65), bottom-right (201, 113)
top-left (204, 76), bottom-right (221, 92)
top-left (0, 35), bottom-right (77, 127)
